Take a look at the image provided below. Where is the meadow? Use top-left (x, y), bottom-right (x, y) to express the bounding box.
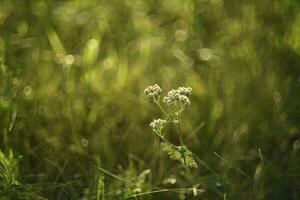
top-left (1, 0), bottom-right (300, 199)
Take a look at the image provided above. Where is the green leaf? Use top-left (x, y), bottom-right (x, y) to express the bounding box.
top-left (160, 142), bottom-right (198, 168)
top-left (180, 146), bottom-right (198, 169)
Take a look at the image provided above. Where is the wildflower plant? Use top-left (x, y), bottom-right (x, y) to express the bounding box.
top-left (144, 84), bottom-right (198, 168)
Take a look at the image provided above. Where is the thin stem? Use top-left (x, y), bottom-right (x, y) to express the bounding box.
top-left (154, 99), bottom-right (177, 128)
top-left (154, 100), bottom-right (172, 122)
top-left (97, 166), bottom-right (130, 183)
top-left (155, 131), bottom-right (179, 149)
top-left (177, 111), bottom-right (184, 146)
top-left (154, 99), bottom-right (184, 147)
top-left (214, 152), bottom-right (251, 178)
top-left (125, 187), bottom-right (205, 199)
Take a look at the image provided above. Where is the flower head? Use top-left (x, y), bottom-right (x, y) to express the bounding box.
top-left (149, 118), bottom-right (166, 133)
top-left (178, 95), bottom-right (190, 105)
top-left (163, 87), bottom-right (192, 106)
top-left (177, 87), bottom-right (192, 96)
top-left (144, 84), bottom-right (162, 99)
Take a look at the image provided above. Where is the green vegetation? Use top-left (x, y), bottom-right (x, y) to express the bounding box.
top-left (1, 0), bottom-right (300, 199)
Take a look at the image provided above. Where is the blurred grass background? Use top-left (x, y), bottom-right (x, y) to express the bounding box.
top-left (1, 0), bottom-right (300, 199)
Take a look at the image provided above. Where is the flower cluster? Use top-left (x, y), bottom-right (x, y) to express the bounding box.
top-left (177, 87), bottom-right (192, 96)
top-left (144, 85), bottom-right (198, 168)
top-left (163, 87), bottom-right (192, 106)
top-left (149, 119), bottom-right (166, 133)
top-left (144, 84), bottom-right (162, 99)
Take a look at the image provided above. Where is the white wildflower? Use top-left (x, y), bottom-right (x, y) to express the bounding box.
top-left (178, 95), bottom-right (190, 105)
top-left (163, 87), bottom-right (192, 106)
top-left (149, 119), bottom-right (166, 133)
top-left (177, 87), bottom-right (192, 96)
top-left (144, 84), bottom-right (162, 99)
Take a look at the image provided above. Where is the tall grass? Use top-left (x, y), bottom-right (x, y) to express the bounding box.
top-left (0, 0), bottom-right (300, 199)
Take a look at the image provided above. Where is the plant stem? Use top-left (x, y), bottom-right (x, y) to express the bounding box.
top-left (154, 99), bottom-right (184, 147)
top-left (177, 112), bottom-right (184, 146)
top-left (154, 100), bottom-right (173, 122)
top-left (155, 131), bottom-right (178, 149)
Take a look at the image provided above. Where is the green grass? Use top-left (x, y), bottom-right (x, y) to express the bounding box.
top-left (1, 0), bottom-right (300, 199)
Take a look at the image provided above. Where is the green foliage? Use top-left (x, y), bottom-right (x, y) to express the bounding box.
top-left (161, 142), bottom-right (198, 169)
top-left (0, 150), bottom-right (46, 200)
top-left (1, 0), bottom-right (300, 199)
top-left (81, 172), bottom-right (105, 200)
top-left (0, 149), bottom-right (21, 195)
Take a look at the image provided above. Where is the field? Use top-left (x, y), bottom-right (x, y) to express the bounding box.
top-left (1, 0), bottom-right (300, 199)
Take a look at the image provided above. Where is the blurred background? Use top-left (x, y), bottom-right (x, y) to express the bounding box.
top-left (1, 0), bottom-right (300, 199)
